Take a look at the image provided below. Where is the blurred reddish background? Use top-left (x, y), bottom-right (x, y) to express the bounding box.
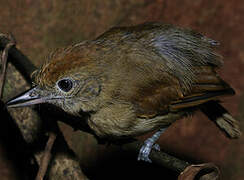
top-left (0, 0), bottom-right (243, 179)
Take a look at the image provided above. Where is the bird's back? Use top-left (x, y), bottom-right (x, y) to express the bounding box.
top-left (92, 22), bottom-right (233, 118)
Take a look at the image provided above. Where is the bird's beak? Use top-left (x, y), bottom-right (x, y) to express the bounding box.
top-left (6, 86), bottom-right (48, 108)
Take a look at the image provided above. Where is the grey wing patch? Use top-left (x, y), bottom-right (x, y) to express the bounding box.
top-left (92, 22), bottom-right (223, 91)
top-left (146, 25), bottom-right (223, 89)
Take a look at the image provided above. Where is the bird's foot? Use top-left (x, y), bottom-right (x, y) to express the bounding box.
top-left (153, 143), bottom-right (161, 151)
top-left (137, 139), bottom-right (161, 163)
top-left (137, 128), bottom-right (167, 163)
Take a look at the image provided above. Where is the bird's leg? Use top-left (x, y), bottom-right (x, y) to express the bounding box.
top-left (137, 128), bottom-right (167, 163)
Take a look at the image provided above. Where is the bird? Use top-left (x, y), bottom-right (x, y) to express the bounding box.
top-left (7, 22), bottom-right (241, 162)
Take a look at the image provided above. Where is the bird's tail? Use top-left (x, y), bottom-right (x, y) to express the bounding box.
top-left (200, 100), bottom-right (241, 138)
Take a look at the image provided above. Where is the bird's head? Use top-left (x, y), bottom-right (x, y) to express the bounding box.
top-left (7, 44), bottom-right (103, 115)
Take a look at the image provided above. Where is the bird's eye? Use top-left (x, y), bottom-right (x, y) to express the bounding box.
top-left (57, 79), bottom-right (73, 92)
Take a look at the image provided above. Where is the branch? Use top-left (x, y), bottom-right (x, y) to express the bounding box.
top-left (123, 141), bottom-right (189, 172)
top-left (122, 142), bottom-right (220, 180)
top-left (0, 34), bottom-right (15, 98)
top-left (0, 34), bottom-right (35, 84)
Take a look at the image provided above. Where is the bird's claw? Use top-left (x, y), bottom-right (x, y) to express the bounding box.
top-left (153, 143), bottom-right (161, 151)
top-left (137, 139), bottom-right (161, 163)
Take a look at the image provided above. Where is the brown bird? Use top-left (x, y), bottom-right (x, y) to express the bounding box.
top-left (7, 22), bottom-right (241, 162)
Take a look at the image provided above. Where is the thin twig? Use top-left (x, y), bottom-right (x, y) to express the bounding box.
top-left (0, 33), bottom-right (15, 98)
top-left (35, 132), bottom-right (57, 180)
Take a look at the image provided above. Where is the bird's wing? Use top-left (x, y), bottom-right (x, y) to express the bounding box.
top-left (169, 66), bottom-right (235, 112)
top-left (95, 22), bottom-right (223, 90)
top-left (132, 66), bottom-right (234, 118)
top-left (95, 22), bottom-right (232, 118)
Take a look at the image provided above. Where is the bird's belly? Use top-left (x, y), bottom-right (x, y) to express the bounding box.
top-left (87, 112), bottom-right (185, 139)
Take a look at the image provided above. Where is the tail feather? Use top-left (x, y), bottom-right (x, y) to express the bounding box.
top-left (200, 100), bottom-right (241, 138)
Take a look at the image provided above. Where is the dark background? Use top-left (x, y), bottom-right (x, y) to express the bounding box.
top-left (0, 0), bottom-right (243, 179)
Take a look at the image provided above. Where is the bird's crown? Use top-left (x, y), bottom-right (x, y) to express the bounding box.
top-left (32, 42), bottom-right (97, 88)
